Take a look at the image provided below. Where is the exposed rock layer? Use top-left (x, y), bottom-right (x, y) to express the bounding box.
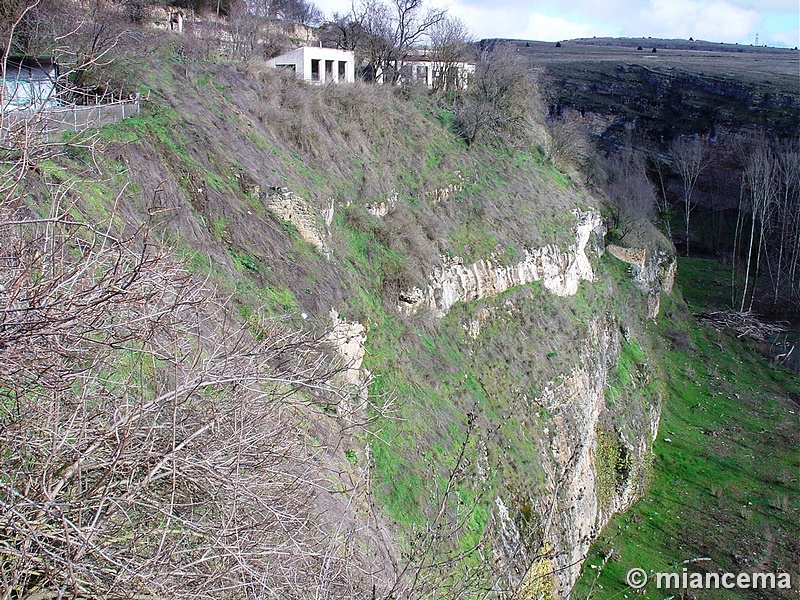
top-left (400, 210), bottom-right (606, 316)
top-left (533, 318), bottom-right (659, 596)
top-left (607, 244), bottom-right (677, 318)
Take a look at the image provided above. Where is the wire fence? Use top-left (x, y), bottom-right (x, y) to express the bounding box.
top-left (0, 100), bottom-right (140, 141)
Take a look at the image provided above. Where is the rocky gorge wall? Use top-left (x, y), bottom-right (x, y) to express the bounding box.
top-left (219, 176), bottom-right (675, 596)
top-left (378, 208), bottom-right (672, 596)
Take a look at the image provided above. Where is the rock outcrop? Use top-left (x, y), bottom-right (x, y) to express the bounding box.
top-left (493, 317), bottom-right (659, 597)
top-left (400, 210), bottom-right (606, 316)
top-left (327, 308), bottom-right (368, 389)
top-left (366, 192), bottom-right (398, 217)
top-left (428, 171), bottom-right (464, 204)
top-left (541, 319), bottom-right (657, 595)
top-left (607, 244), bottom-right (676, 319)
top-left (266, 188), bottom-right (332, 258)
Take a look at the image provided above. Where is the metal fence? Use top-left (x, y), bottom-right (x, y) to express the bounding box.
top-left (1, 100), bottom-right (140, 141)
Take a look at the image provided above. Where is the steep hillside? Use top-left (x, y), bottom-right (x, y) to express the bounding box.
top-left (97, 43), bottom-right (672, 595)
top-left (6, 27), bottom-right (796, 600)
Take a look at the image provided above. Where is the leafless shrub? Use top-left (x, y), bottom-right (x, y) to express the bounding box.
top-left (455, 44), bottom-right (544, 147)
top-left (603, 145), bottom-right (658, 242)
top-left (545, 115), bottom-right (592, 172)
top-left (668, 327), bottom-right (693, 350)
top-left (0, 175), bottom-right (369, 597)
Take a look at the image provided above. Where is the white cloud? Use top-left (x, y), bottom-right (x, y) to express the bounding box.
top-left (312, 0), bottom-right (354, 20)
top-left (515, 13), bottom-right (613, 41)
top-left (763, 27), bottom-right (800, 47)
top-left (308, 0), bottom-right (794, 46)
top-left (425, 2), bottom-right (613, 41)
top-left (631, 0), bottom-right (761, 42)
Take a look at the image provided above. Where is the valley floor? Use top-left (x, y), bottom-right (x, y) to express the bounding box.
top-left (573, 258), bottom-right (800, 599)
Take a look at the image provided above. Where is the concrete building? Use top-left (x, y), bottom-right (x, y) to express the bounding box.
top-left (266, 47), bottom-right (355, 84)
top-left (378, 57), bottom-right (475, 91)
top-left (2, 56), bottom-right (59, 111)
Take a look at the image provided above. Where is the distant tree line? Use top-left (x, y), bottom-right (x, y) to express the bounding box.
top-left (732, 134), bottom-right (800, 311)
top-left (598, 127), bottom-right (800, 313)
top-left (657, 132), bottom-right (800, 311)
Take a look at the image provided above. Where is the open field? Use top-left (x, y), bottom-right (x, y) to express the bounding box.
top-left (510, 38), bottom-right (800, 86)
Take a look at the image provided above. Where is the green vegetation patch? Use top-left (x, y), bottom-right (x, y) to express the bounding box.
top-left (574, 314), bottom-right (800, 600)
top-left (678, 257), bottom-right (740, 311)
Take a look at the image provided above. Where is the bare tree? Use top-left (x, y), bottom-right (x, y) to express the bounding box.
top-left (736, 135), bottom-right (776, 310)
top-left (351, 0), bottom-right (394, 81)
top-left (731, 134), bottom-right (800, 311)
top-left (647, 153), bottom-right (673, 239)
top-left (335, 0), bottom-right (445, 83)
top-left (390, 0), bottom-right (445, 78)
top-left (670, 134), bottom-right (710, 256)
top-left (455, 44), bottom-right (540, 146)
top-left (246, 0), bottom-right (322, 24)
top-left (773, 138), bottom-right (800, 306)
top-left (427, 15), bottom-right (473, 94)
top-left (228, 1), bottom-right (261, 59)
top-left (274, 0), bottom-right (323, 25)
top-left (320, 11), bottom-right (365, 51)
top-left (545, 115), bottom-right (592, 173)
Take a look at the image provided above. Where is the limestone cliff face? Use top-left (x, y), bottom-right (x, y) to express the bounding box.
top-left (399, 211), bottom-right (606, 316)
top-left (528, 318), bottom-right (659, 596)
top-left (607, 244), bottom-right (677, 318)
top-left (327, 308), bottom-right (367, 388)
top-left (391, 211), bottom-right (666, 597)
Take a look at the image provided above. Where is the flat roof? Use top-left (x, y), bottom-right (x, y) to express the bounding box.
top-left (4, 56), bottom-right (57, 69)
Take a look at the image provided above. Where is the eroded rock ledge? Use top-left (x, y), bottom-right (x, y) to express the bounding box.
top-left (399, 210), bottom-right (606, 317)
top-left (266, 188), bottom-right (332, 258)
top-left (606, 244), bottom-right (676, 319)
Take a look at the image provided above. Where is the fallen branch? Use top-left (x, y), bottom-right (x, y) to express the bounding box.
top-left (696, 310), bottom-right (787, 342)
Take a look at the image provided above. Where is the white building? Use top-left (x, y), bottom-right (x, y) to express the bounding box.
top-left (266, 47), bottom-right (355, 84)
top-left (2, 56), bottom-right (59, 112)
top-left (379, 57), bottom-right (475, 91)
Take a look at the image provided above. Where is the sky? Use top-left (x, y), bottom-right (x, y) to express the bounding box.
top-left (311, 0), bottom-right (800, 48)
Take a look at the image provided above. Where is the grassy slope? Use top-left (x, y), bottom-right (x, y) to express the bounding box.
top-left (44, 34), bottom-right (641, 592)
top-left (50, 39), bottom-right (799, 596)
top-left (572, 258), bottom-right (800, 599)
top-left (82, 38), bottom-right (797, 598)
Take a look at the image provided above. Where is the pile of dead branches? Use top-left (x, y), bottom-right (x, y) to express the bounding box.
top-left (696, 310), bottom-right (787, 341)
